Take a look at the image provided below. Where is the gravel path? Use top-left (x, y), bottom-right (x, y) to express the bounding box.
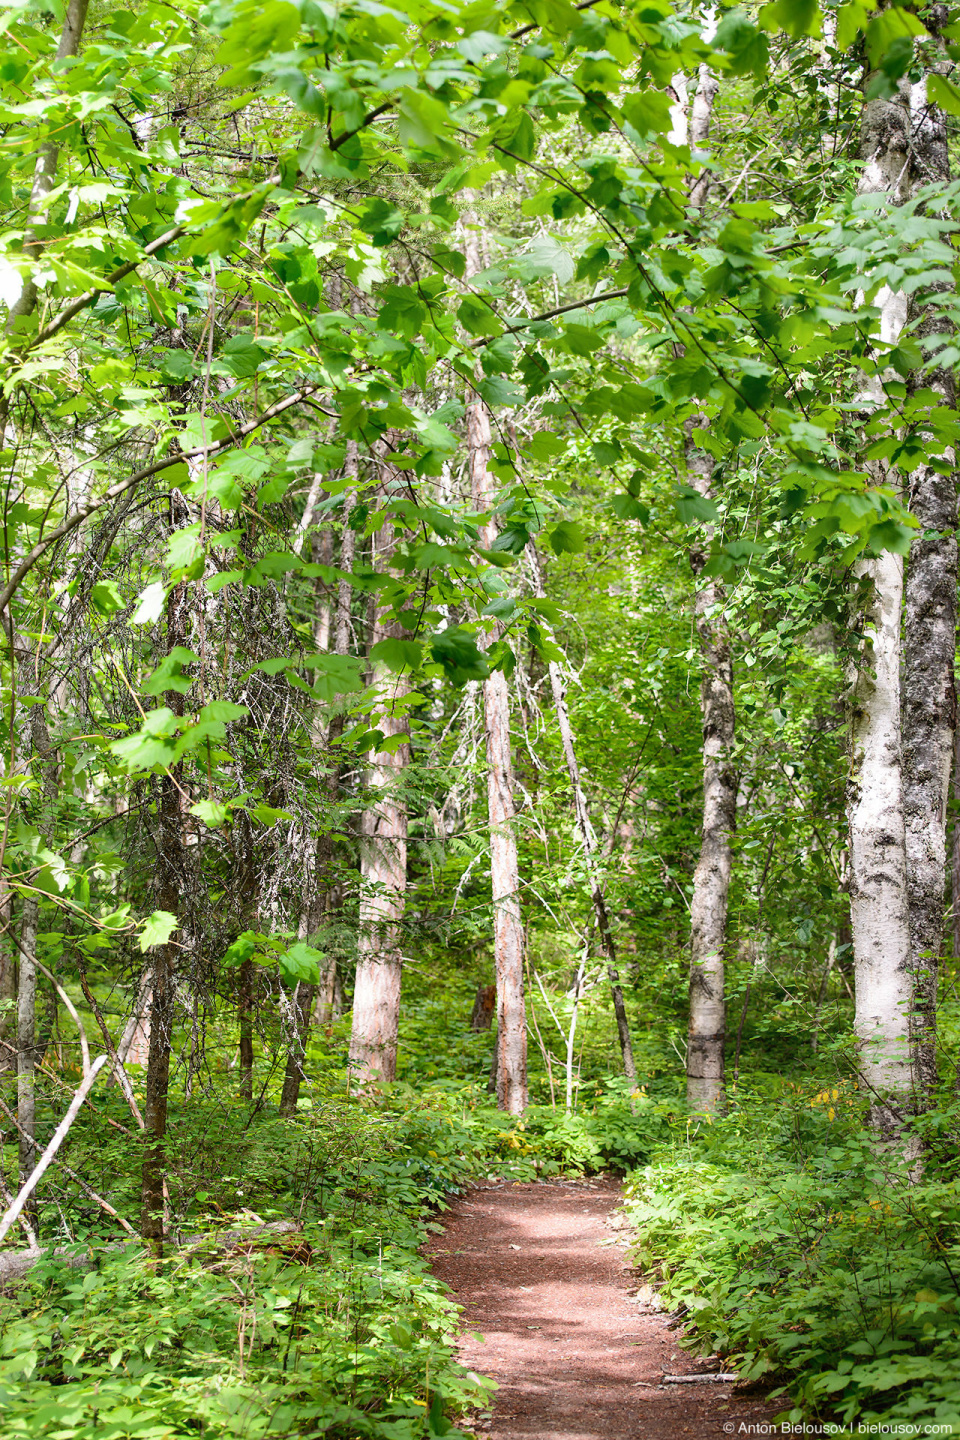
top-left (426, 1177), bottom-right (783, 1440)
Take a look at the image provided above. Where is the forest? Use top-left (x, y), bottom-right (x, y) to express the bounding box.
top-left (3, 0), bottom-right (960, 1435)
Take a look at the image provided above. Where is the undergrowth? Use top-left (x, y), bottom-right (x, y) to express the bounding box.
top-left (0, 1078), bottom-right (664, 1439)
top-left (622, 1082), bottom-right (960, 1436)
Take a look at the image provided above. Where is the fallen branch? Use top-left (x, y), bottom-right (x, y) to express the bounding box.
top-left (662, 1373), bottom-right (740, 1384)
top-left (0, 1218), bottom-right (302, 1284)
top-left (0, 1093), bottom-right (136, 1237)
top-left (0, 1053), bottom-right (109, 1246)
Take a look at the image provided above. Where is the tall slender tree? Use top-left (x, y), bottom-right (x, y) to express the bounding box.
top-left (349, 466), bottom-right (411, 1087)
top-left (464, 212), bottom-right (527, 1114)
top-left (671, 41), bottom-right (733, 1114)
top-left (902, 72), bottom-right (957, 1105)
top-left (847, 71), bottom-right (914, 1137)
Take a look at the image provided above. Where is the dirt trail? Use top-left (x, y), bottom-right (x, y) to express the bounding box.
top-left (426, 1177), bottom-right (782, 1440)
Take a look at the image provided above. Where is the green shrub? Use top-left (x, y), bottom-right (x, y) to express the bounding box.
top-left (622, 1086), bottom-right (960, 1434)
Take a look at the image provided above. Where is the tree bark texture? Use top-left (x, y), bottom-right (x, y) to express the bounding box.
top-left (0, 876), bottom-right (15, 1075)
top-left (686, 428), bottom-right (736, 1113)
top-left (849, 549), bottom-right (914, 1130)
top-left (847, 73), bottom-right (915, 1135)
top-left (666, 56), bottom-right (732, 1114)
top-left (902, 74), bottom-right (957, 1104)
top-left (234, 806), bottom-right (259, 1102)
top-left (464, 208), bottom-right (527, 1114)
top-left (17, 897), bottom-right (38, 1229)
top-left (349, 469), bottom-right (410, 1087)
top-left (953, 724), bottom-right (960, 963)
top-left (16, 694), bottom-right (60, 1227)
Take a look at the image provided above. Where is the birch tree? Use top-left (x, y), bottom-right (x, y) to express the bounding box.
top-left (464, 212), bottom-right (527, 1115)
top-left (847, 72), bottom-right (914, 1137)
top-left (670, 32), bottom-right (733, 1114)
top-left (902, 73), bottom-right (957, 1105)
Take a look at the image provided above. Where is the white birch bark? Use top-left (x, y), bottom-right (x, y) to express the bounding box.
top-left (849, 547), bottom-right (912, 1128)
top-left (848, 76), bottom-right (914, 1135)
top-left (670, 37), bottom-right (732, 1114)
top-left (464, 208), bottom-right (527, 1114)
top-left (902, 73), bottom-right (957, 1104)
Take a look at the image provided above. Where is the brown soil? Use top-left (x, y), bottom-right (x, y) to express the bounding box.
top-left (425, 1176), bottom-right (784, 1440)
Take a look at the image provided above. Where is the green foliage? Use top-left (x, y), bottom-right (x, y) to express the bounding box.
top-left (622, 1087), bottom-right (960, 1432)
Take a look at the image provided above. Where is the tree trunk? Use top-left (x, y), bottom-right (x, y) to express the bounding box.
top-left (903, 74), bottom-right (957, 1106)
top-left (17, 897), bottom-right (38, 1232)
top-left (234, 804), bottom-right (258, 1103)
top-left (141, 577), bottom-right (188, 1253)
top-left (16, 685), bottom-right (60, 1228)
top-left (847, 73), bottom-right (915, 1139)
top-left (470, 984), bottom-right (496, 1031)
top-left (849, 549), bottom-right (913, 1133)
top-left (686, 427), bottom-right (736, 1114)
top-left (349, 688), bottom-right (408, 1084)
top-left (483, 663), bottom-right (527, 1113)
top-left (953, 725), bottom-right (960, 962)
top-left (464, 208), bottom-right (527, 1114)
top-left (0, 877), bottom-right (14, 1075)
top-left (349, 461), bottom-right (410, 1087)
top-left (237, 957), bottom-right (254, 1102)
top-left (667, 53), bottom-right (731, 1114)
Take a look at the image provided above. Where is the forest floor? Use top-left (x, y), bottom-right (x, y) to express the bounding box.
top-left (426, 1177), bottom-right (787, 1440)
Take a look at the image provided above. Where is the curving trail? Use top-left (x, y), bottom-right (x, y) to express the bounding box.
top-left (426, 1177), bottom-right (782, 1440)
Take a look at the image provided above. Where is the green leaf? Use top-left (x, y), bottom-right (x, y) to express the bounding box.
top-left (397, 88), bottom-right (450, 153)
top-left (926, 72), bottom-right (960, 118)
top-left (458, 293), bottom-right (501, 337)
top-left (548, 520), bottom-right (586, 555)
top-left (90, 581), bottom-right (124, 616)
top-left (479, 375), bottom-right (525, 408)
top-left (278, 942), bottom-right (323, 985)
top-left (867, 518), bottom-right (913, 555)
top-left (248, 804), bottom-right (294, 825)
top-left (218, 333), bottom-right (266, 377)
top-left (714, 9), bottom-right (771, 76)
top-left (610, 494), bottom-right (649, 522)
top-left (110, 707), bottom-right (180, 773)
top-left (430, 627), bottom-right (489, 685)
top-left (518, 236), bottom-right (575, 285)
top-left (198, 701), bottom-right (248, 724)
top-left (370, 638), bottom-right (423, 673)
top-left (222, 931), bottom-right (257, 968)
top-left (143, 647), bottom-right (200, 697)
top-left (158, 350), bottom-right (194, 382)
top-left (139, 910), bottom-right (177, 953)
top-left (304, 653), bottom-right (366, 700)
top-left (189, 799), bottom-right (232, 828)
top-left (836, 0), bottom-right (870, 50)
top-left (675, 486), bottom-right (719, 523)
top-left (758, 0), bottom-right (822, 40)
